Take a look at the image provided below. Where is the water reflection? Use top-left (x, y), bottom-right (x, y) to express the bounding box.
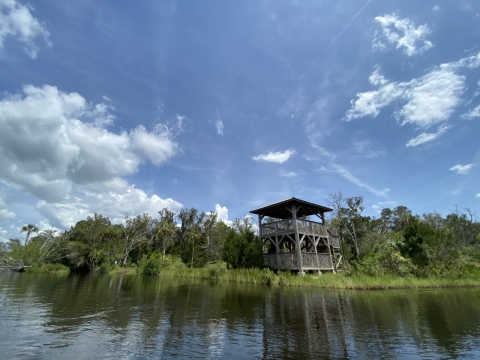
top-left (1, 270), bottom-right (480, 359)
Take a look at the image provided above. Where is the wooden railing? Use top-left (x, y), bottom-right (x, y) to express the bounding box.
top-left (330, 234), bottom-right (340, 248)
top-left (263, 253), bottom-right (333, 270)
top-left (260, 219), bottom-right (327, 237)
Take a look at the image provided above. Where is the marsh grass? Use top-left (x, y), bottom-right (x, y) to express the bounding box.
top-left (155, 263), bottom-right (480, 289)
top-left (26, 263), bottom-right (70, 275)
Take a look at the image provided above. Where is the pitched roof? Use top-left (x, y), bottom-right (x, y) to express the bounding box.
top-left (250, 197), bottom-right (333, 219)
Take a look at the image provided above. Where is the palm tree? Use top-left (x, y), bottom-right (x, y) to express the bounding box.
top-left (20, 224), bottom-right (39, 246)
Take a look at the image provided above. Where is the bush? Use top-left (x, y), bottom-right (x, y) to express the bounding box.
top-left (138, 253), bottom-right (185, 276)
top-left (207, 262), bottom-right (228, 279)
top-left (260, 268), bottom-right (278, 286)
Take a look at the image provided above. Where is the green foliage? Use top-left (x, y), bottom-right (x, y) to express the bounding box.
top-left (137, 253), bottom-right (185, 276)
top-left (26, 263), bottom-right (70, 274)
top-left (260, 268), bottom-right (278, 286)
top-left (222, 226), bottom-right (263, 269)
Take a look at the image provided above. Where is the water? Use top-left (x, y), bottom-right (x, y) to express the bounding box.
top-left (1, 270), bottom-right (480, 359)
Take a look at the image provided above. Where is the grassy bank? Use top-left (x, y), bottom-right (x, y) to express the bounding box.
top-left (25, 263), bottom-right (70, 275)
top-left (152, 263), bottom-right (480, 290)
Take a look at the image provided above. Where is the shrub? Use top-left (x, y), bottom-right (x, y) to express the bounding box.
top-left (138, 253), bottom-right (185, 276)
top-left (260, 268), bottom-right (278, 286)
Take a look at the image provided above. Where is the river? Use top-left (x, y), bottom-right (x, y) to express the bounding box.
top-left (1, 270), bottom-right (480, 359)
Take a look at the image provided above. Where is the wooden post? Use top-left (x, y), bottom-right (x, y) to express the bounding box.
top-left (292, 204), bottom-right (304, 276)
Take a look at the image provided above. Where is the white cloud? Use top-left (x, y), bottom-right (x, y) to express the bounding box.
top-left (279, 171), bottom-right (297, 177)
top-left (130, 124), bottom-right (178, 166)
top-left (216, 119), bottom-right (224, 136)
top-left (345, 52), bottom-right (480, 147)
top-left (476, 193), bottom-right (480, 198)
top-left (214, 204), bottom-right (232, 226)
top-left (0, 84), bottom-right (182, 229)
top-left (0, 85), bottom-right (179, 200)
top-left (449, 164), bottom-right (474, 175)
top-left (37, 185), bottom-right (183, 228)
top-left (253, 149), bottom-right (296, 163)
top-left (369, 66), bottom-right (388, 86)
top-left (0, 0), bottom-right (51, 58)
top-left (0, 193), bottom-right (15, 221)
top-left (0, 226), bottom-right (8, 242)
top-left (37, 218), bottom-right (59, 232)
top-left (345, 67), bottom-right (465, 128)
top-left (461, 104), bottom-right (480, 120)
top-left (432, 5), bottom-right (440, 11)
top-left (398, 70), bottom-right (464, 128)
top-left (345, 79), bottom-right (406, 120)
top-left (373, 14), bottom-right (432, 56)
top-left (406, 124), bottom-right (450, 147)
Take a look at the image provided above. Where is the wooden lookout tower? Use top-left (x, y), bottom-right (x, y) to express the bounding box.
top-left (250, 198), bottom-right (343, 275)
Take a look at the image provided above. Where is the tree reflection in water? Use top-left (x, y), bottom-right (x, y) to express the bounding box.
top-left (1, 270), bottom-right (480, 359)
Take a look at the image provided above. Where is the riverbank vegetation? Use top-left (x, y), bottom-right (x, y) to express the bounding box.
top-left (1, 192), bottom-right (479, 289)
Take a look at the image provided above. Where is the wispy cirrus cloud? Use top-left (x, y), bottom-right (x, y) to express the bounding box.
top-left (373, 14), bottom-right (433, 56)
top-left (406, 124), bottom-right (450, 147)
top-left (253, 149), bottom-right (296, 163)
top-left (449, 164), bottom-right (474, 174)
top-left (0, 0), bottom-right (52, 58)
top-left (461, 104), bottom-right (480, 120)
top-left (319, 164), bottom-right (390, 197)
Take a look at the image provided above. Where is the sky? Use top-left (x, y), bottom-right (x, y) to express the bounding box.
top-left (0, 0), bottom-right (479, 240)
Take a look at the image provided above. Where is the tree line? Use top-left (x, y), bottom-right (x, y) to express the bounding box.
top-left (1, 193), bottom-right (479, 277)
top-left (328, 192), bottom-right (480, 276)
top-left (0, 208), bottom-right (263, 273)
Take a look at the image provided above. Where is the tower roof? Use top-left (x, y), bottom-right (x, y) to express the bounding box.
top-left (250, 197), bottom-right (333, 219)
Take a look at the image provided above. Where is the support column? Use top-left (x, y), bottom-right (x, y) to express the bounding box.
top-left (292, 204), bottom-right (304, 276)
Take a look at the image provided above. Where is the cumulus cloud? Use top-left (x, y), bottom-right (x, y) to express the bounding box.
top-left (0, 0), bottom-right (51, 58)
top-left (130, 124), bottom-right (178, 166)
top-left (0, 85), bottom-right (179, 200)
top-left (345, 67), bottom-right (464, 127)
top-left (345, 52), bottom-right (480, 146)
top-left (449, 164), bottom-right (474, 175)
top-left (0, 84), bottom-right (183, 229)
top-left (373, 14), bottom-right (432, 56)
top-left (37, 185), bottom-right (183, 228)
top-left (0, 195), bottom-right (15, 221)
top-left (253, 149), bottom-right (296, 163)
top-left (214, 204), bottom-right (232, 226)
top-left (476, 193), bottom-right (480, 198)
top-left (406, 124), bottom-right (450, 147)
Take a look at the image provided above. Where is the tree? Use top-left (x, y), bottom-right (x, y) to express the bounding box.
top-left (67, 214), bottom-right (114, 271)
top-left (119, 214), bottom-right (152, 267)
top-left (20, 224), bottom-right (39, 246)
top-left (328, 192), bottom-right (367, 259)
top-left (154, 208), bottom-right (177, 256)
top-left (1, 231), bottom-right (68, 267)
top-left (198, 211), bottom-right (221, 262)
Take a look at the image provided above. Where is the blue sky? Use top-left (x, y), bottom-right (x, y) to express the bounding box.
top-left (0, 0), bottom-right (479, 239)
